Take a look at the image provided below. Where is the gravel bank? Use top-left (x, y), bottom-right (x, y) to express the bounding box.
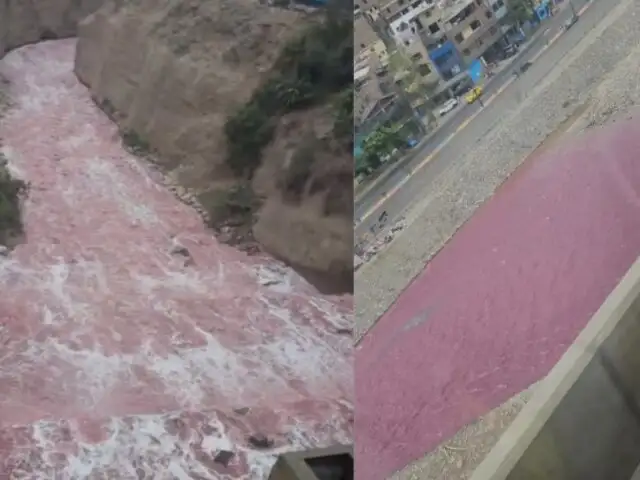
top-left (355, 0), bottom-right (640, 342)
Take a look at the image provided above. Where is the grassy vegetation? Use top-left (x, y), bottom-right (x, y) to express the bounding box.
top-left (198, 183), bottom-right (260, 228)
top-left (121, 129), bottom-right (151, 155)
top-left (0, 157), bottom-right (26, 245)
top-left (224, 10), bottom-right (353, 177)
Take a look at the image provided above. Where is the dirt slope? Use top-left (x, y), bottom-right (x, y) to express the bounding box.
top-left (0, 0), bottom-right (103, 54)
top-left (74, 0), bottom-right (353, 292)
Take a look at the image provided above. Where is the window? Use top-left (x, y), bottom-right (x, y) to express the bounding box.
top-left (454, 33), bottom-right (464, 43)
top-left (485, 10), bottom-right (493, 18)
top-left (429, 22), bottom-right (440, 33)
top-left (411, 52), bottom-right (422, 61)
top-left (398, 0), bottom-right (405, 5)
top-left (404, 40), bottom-right (411, 46)
top-left (470, 20), bottom-right (481, 30)
top-left (417, 63), bottom-right (432, 76)
top-left (411, 0), bottom-right (421, 8)
top-left (360, 43), bottom-right (366, 48)
top-left (462, 48), bottom-right (471, 56)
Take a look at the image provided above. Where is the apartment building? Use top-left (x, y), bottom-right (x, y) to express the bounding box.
top-left (355, 61), bottom-right (385, 126)
top-left (440, 0), bottom-right (502, 63)
top-left (355, 8), bottom-right (437, 124)
top-left (354, 11), bottom-right (391, 126)
top-left (487, 0), bottom-right (507, 20)
top-left (394, 40), bottom-right (441, 91)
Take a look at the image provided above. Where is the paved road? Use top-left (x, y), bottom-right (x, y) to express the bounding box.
top-left (355, 0), bottom-right (604, 242)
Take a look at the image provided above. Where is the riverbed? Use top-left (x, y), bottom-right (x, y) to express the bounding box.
top-left (0, 39), bottom-right (352, 479)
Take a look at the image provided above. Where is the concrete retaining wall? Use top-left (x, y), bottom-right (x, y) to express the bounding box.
top-left (471, 257), bottom-right (640, 480)
top-left (268, 444), bottom-right (353, 480)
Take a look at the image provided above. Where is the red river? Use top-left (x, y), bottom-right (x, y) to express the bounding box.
top-left (356, 108), bottom-right (640, 478)
top-left (0, 40), bottom-right (352, 479)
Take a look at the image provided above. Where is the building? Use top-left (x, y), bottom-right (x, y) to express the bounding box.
top-left (357, 0), bottom-right (512, 111)
top-left (487, 0), bottom-right (507, 21)
top-left (354, 11), bottom-right (392, 127)
top-left (440, 0), bottom-right (502, 63)
top-left (354, 56), bottom-right (388, 126)
top-left (355, 11), bottom-right (383, 57)
top-left (355, 8), bottom-right (437, 127)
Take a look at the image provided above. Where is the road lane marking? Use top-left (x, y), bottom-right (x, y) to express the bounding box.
top-left (358, 80), bottom-right (514, 224)
top-left (577, 2), bottom-right (590, 15)
top-left (357, 74), bottom-right (523, 225)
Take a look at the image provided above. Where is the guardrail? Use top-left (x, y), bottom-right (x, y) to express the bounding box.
top-left (268, 444), bottom-right (353, 480)
top-left (471, 257), bottom-right (640, 480)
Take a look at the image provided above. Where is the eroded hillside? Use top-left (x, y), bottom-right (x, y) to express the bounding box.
top-left (0, 0), bottom-right (103, 53)
top-left (74, 0), bottom-right (354, 293)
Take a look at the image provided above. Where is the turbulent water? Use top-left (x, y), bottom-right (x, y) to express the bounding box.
top-left (0, 39), bottom-right (352, 479)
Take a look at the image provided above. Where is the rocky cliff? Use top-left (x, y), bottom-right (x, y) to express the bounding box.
top-left (0, 0), bottom-right (103, 54)
top-left (74, 0), bottom-right (354, 292)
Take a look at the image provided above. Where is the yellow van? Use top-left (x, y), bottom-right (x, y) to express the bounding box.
top-left (465, 86), bottom-right (483, 104)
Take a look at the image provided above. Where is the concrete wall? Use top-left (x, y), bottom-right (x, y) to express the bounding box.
top-left (471, 257), bottom-right (640, 480)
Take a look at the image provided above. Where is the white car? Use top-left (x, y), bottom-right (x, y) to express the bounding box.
top-left (438, 98), bottom-right (459, 116)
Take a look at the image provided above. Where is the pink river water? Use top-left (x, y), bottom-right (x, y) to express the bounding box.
top-left (356, 108), bottom-right (640, 476)
top-left (0, 40), bottom-right (353, 479)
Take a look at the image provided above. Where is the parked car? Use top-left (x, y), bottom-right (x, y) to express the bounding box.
top-left (465, 86), bottom-right (483, 104)
top-left (438, 98), bottom-right (459, 116)
top-left (502, 44), bottom-right (519, 59)
top-left (453, 84), bottom-right (472, 97)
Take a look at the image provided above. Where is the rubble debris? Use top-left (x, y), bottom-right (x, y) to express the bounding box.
top-left (355, 216), bottom-right (407, 269)
top-left (213, 450), bottom-right (235, 468)
top-left (248, 434), bottom-right (274, 449)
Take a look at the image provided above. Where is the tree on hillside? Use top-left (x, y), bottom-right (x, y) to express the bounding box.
top-left (358, 126), bottom-right (406, 174)
top-left (505, 0), bottom-right (536, 26)
top-left (388, 48), bottom-right (438, 127)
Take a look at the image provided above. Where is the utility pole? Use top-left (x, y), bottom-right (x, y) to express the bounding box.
top-left (569, 0), bottom-right (577, 16)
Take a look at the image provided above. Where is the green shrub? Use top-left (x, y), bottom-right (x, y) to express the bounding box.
top-left (332, 87), bottom-right (353, 143)
top-left (198, 183), bottom-right (259, 227)
top-left (224, 104), bottom-right (276, 176)
top-left (0, 166), bottom-right (26, 243)
top-left (121, 129), bottom-right (151, 155)
top-left (224, 13), bottom-right (353, 176)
